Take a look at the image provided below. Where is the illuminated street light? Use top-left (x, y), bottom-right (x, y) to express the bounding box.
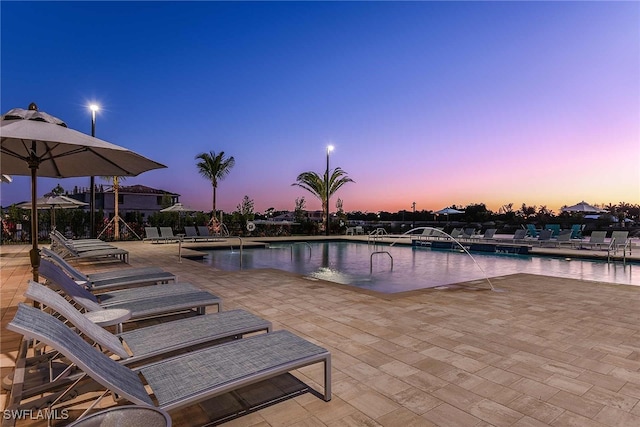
top-left (89, 104), bottom-right (99, 238)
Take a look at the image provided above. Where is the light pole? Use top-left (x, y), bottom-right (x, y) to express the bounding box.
top-left (325, 145), bottom-right (334, 236)
top-left (89, 104), bottom-right (99, 238)
top-left (412, 201), bottom-right (416, 229)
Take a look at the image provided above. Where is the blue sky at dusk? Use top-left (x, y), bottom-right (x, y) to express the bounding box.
top-left (2, 1), bottom-right (638, 215)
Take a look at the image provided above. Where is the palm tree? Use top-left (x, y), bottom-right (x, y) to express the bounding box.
top-left (292, 167), bottom-right (354, 232)
top-left (195, 151), bottom-right (235, 222)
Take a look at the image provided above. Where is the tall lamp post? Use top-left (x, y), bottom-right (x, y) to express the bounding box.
top-left (89, 104), bottom-right (99, 238)
top-left (412, 201), bottom-right (416, 229)
top-left (325, 145), bottom-right (334, 236)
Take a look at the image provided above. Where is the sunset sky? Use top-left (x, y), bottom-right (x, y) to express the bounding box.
top-left (2, 1), bottom-right (638, 215)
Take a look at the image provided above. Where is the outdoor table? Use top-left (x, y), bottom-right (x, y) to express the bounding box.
top-left (84, 308), bottom-right (131, 334)
top-left (67, 405), bottom-right (172, 426)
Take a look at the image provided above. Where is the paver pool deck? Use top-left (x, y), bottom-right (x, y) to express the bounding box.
top-left (1, 238), bottom-right (639, 426)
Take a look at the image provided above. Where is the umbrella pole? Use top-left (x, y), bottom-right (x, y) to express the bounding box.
top-left (114, 176), bottom-right (119, 240)
top-left (28, 153), bottom-right (40, 282)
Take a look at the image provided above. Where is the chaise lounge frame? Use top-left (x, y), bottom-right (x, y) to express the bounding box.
top-left (42, 248), bottom-right (175, 291)
top-left (7, 304), bottom-right (331, 423)
top-left (39, 258), bottom-right (222, 319)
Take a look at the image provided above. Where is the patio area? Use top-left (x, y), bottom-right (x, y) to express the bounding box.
top-left (1, 240), bottom-right (640, 426)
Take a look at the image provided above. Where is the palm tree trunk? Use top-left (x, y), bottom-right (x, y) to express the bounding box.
top-left (212, 183), bottom-right (217, 220)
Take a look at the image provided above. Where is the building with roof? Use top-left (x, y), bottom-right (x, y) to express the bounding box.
top-left (70, 184), bottom-right (179, 219)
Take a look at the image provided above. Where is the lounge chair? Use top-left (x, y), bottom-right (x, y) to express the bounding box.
top-left (50, 230), bottom-right (124, 253)
top-left (143, 227), bottom-right (163, 243)
top-left (554, 229), bottom-right (573, 246)
top-left (525, 224), bottom-right (540, 238)
top-left (38, 259), bottom-right (221, 319)
top-left (50, 232), bottom-right (129, 263)
top-left (536, 229), bottom-right (555, 246)
top-left (197, 225), bottom-right (212, 238)
top-left (512, 229), bottom-right (528, 242)
top-left (460, 228), bottom-right (476, 239)
top-left (610, 231), bottom-right (630, 254)
top-left (159, 227), bottom-right (178, 242)
top-left (545, 224), bottom-right (561, 237)
top-left (475, 228), bottom-right (496, 240)
top-left (50, 230), bottom-right (108, 247)
top-left (577, 231), bottom-right (607, 250)
top-left (8, 303), bottom-right (331, 416)
top-left (25, 282), bottom-right (271, 366)
top-left (449, 228), bottom-right (462, 239)
top-left (570, 224), bottom-right (584, 239)
top-left (355, 226), bottom-right (365, 235)
top-left (42, 248), bottom-right (175, 291)
top-left (184, 225), bottom-right (211, 242)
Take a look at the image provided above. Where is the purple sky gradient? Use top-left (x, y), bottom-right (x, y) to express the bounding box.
top-left (2, 1), bottom-right (638, 214)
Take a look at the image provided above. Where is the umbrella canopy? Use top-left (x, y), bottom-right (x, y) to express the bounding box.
top-left (16, 195), bottom-right (88, 210)
top-left (561, 201), bottom-right (606, 213)
top-left (160, 203), bottom-right (191, 229)
top-left (1, 174), bottom-right (12, 183)
top-left (160, 202), bottom-right (190, 212)
top-left (16, 195), bottom-right (88, 229)
top-left (1, 103), bottom-right (167, 280)
top-left (435, 207), bottom-right (465, 215)
top-left (1, 107), bottom-right (165, 177)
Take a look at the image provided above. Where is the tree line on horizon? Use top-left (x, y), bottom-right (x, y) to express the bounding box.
top-left (2, 150), bottom-right (636, 242)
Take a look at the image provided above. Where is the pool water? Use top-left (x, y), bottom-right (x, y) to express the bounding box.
top-left (201, 241), bottom-right (637, 293)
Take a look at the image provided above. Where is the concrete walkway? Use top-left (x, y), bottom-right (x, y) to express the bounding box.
top-left (1, 240), bottom-right (639, 426)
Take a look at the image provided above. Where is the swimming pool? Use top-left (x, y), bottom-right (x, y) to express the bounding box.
top-left (201, 241), bottom-right (637, 293)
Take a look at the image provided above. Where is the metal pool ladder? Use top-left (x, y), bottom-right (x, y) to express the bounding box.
top-left (370, 251), bottom-right (393, 274)
top-left (291, 242), bottom-right (312, 260)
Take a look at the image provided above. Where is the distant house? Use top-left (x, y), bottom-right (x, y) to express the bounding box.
top-left (70, 184), bottom-right (179, 219)
top-left (273, 211), bottom-right (324, 223)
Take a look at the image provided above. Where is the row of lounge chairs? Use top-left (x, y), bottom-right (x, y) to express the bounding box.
top-left (42, 247), bottom-right (174, 291)
top-left (407, 226), bottom-right (631, 254)
top-left (50, 229), bottom-right (129, 263)
top-left (5, 249), bottom-right (331, 425)
top-left (525, 223), bottom-right (584, 239)
top-left (144, 225), bottom-right (227, 243)
top-left (516, 228), bottom-right (631, 253)
top-left (143, 226), bottom-right (181, 243)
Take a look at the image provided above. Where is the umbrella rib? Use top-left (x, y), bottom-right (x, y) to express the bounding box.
top-left (39, 142), bottom-right (62, 176)
top-left (70, 146), bottom-right (135, 176)
top-left (42, 146), bottom-right (134, 176)
top-left (84, 147), bottom-right (135, 175)
top-left (0, 145), bottom-right (29, 162)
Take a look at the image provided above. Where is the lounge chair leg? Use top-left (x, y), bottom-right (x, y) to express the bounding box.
top-left (324, 355), bottom-right (332, 401)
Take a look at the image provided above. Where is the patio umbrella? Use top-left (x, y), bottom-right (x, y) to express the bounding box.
top-left (434, 207), bottom-right (465, 225)
top-left (1, 103), bottom-right (166, 280)
top-left (561, 201), bottom-right (606, 213)
top-left (16, 195), bottom-right (88, 229)
top-left (435, 207), bottom-right (465, 215)
top-left (1, 174), bottom-right (12, 183)
top-left (160, 202), bottom-right (191, 229)
top-left (160, 202), bottom-right (190, 213)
